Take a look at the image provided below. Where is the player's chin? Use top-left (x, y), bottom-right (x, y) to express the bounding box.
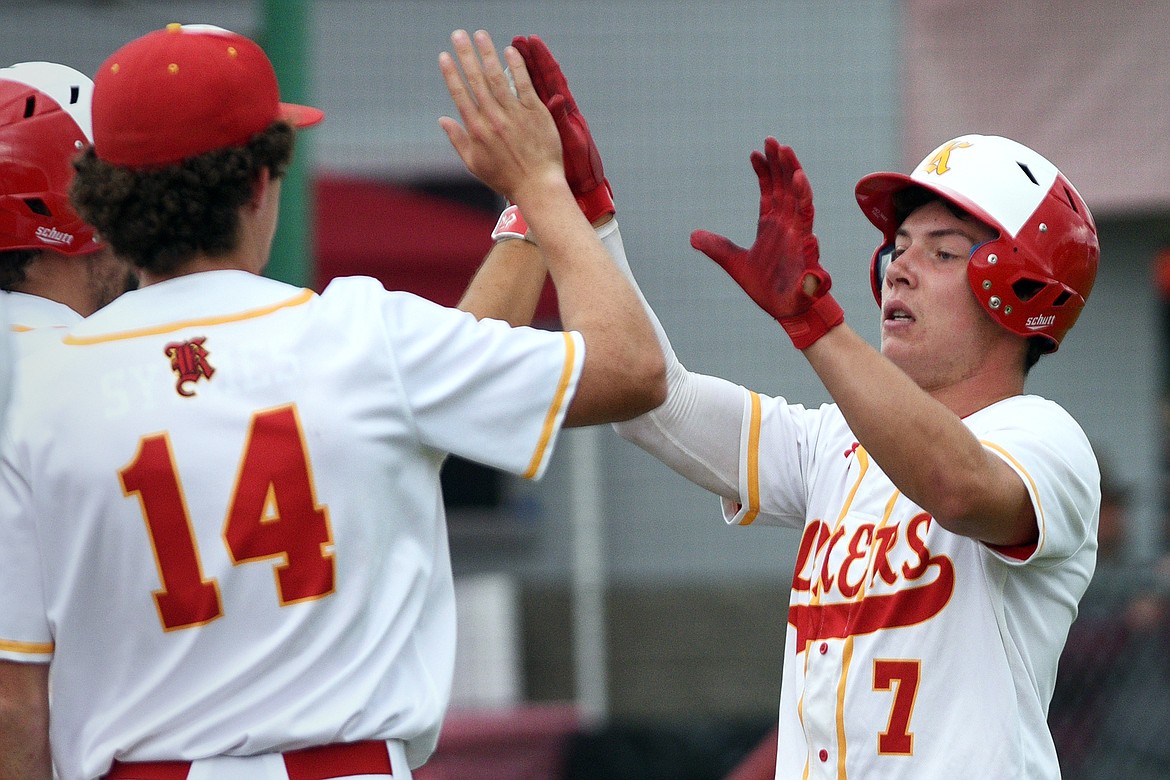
top-left (878, 332), bottom-right (916, 366)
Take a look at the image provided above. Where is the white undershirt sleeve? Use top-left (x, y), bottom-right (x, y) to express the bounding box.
top-left (601, 220), bottom-right (746, 500)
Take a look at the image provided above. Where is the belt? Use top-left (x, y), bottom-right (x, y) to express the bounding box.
top-left (105, 739), bottom-right (397, 780)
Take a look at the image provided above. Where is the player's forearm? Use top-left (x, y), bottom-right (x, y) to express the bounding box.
top-left (594, 220), bottom-right (678, 360)
top-left (599, 221), bottom-right (742, 496)
top-left (0, 661), bottom-right (51, 780)
top-left (803, 325), bottom-right (1033, 544)
top-left (559, 273), bottom-right (667, 426)
top-left (457, 239), bottom-right (547, 326)
top-left (515, 181), bottom-right (666, 425)
top-left (613, 360), bottom-right (743, 499)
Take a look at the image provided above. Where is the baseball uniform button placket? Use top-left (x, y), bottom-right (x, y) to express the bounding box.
top-left (801, 658), bottom-right (838, 776)
top-left (104, 739), bottom-right (406, 780)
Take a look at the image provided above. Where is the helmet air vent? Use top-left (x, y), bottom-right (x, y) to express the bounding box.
top-left (22, 95), bottom-right (35, 119)
top-left (1011, 277), bottom-right (1046, 302)
top-left (1062, 186), bottom-right (1081, 215)
top-left (69, 85), bottom-right (79, 104)
top-left (22, 198), bottom-right (51, 217)
top-left (1017, 162), bottom-right (1039, 186)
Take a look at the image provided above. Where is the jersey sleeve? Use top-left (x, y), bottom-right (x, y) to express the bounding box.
top-left (0, 429), bottom-right (53, 663)
top-left (721, 391), bottom-right (826, 529)
top-left (972, 397), bottom-right (1099, 564)
top-left (613, 363), bottom-right (749, 500)
top-left (371, 284), bottom-right (584, 480)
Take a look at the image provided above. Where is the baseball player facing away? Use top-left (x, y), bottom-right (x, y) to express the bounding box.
top-left (0, 62), bottom-right (136, 331)
top-left (0, 24), bottom-right (664, 780)
top-left (463, 37), bottom-right (1101, 780)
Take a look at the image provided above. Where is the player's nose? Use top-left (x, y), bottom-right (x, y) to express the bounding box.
top-left (882, 249), bottom-right (918, 290)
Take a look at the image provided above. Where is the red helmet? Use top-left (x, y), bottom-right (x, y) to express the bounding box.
top-left (0, 62), bottom-right (102, 255)
top-left (855, 134), bottom-right (1098, 352)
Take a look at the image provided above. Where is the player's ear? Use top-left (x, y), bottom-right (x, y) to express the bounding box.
top-left (248, 167), bottom-right (274, 212)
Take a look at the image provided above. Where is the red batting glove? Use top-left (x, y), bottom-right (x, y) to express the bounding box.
top-left (512, 35), bottom-right (615, 223)
top-left (690, 138), bottom-right (843, 350)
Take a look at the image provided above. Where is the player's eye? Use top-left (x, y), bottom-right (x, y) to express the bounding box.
top-left (875, 244), bottom-right (898, 285)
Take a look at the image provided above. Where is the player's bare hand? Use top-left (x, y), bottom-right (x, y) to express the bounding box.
top-left (438, 29), bottom-right (564, 206)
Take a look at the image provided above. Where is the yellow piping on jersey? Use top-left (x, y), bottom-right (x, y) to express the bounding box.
top-left (837, 635), bottom-right (854, 777)
top-left (810, 446), bottom-right (869, 604)
top-left (798, 641), bottom-right (810, 779)
top-left (837, 445), bottom-right (870, 529)
top-left (0, 638), bottom-right (53, 654)
top-left (741, 391), bottom-right (763, 524)
top-left (523, 332), bottom-right (576, 480)
top-left (855, 474), bottom-right (901, 603)
top-left (61, 289), bottom-right (316, 345)
top-left (981, 440), bottom-right (1045, 550)
top-left (11, 324), bottom-right (70, 334)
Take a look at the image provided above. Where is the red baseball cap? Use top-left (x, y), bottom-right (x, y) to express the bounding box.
top-left (92, 23), bottom-right (324, 168)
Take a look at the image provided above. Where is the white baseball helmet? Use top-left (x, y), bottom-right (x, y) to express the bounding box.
top-left (855, 134), bottom-right (1099, 352)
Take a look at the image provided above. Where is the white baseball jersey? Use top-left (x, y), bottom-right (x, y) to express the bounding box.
top-left (1, 289), bottom-right (81, 466)
top-left (0, 270), bottom-right (584, 780)
top-left (722, 391), bottom-right (1098, 779)
top-left (2, 288), bottom-right (82, 331)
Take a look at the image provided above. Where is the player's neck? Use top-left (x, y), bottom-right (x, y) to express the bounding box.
top-left (13, 250), bottom-right (94, 316)
top-left (138, 250), bottom-right (264, 287)
top-left (925, 360), bottom-right (1026, 418)
top-left (901, 327), bottom-right (1029, 418)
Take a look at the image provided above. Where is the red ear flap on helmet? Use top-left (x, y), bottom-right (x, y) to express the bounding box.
top-left (0, 62), bottom-right (103, 256)
top-left (856, 135), bottom-right (1098, 352)
top-left (965, 172), bottom-right (1097, 352)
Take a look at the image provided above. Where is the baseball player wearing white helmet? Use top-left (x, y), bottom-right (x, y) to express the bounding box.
top-left (0, 24), bottom-right (665, 780)
top-left (0, 61), bottom-right (136, 332)
top-left (463, 37), bottom-right (1101, 780)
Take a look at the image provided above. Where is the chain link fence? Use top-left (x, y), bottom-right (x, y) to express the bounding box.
top-left (1050, 562), bottom-right (1170, 779)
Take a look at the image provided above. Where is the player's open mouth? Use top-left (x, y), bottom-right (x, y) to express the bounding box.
top-left (882, 302), bottom-right (915, 323)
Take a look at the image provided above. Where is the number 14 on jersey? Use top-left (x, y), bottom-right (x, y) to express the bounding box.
top-left (119, 405), bottom-right (335, 631)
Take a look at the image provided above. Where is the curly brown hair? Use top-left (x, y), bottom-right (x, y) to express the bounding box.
top-left (69, 122), bottom-right (296, 275)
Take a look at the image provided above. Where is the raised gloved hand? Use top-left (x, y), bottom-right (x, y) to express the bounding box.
top-left (511, 34), bottom-right (615, 223)
top-left (690, 138), bottom-right (843, 349)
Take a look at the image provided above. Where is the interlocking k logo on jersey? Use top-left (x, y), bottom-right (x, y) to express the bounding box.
top-left (165, 337), bottom-right (215, 397)
top-left (787, 512), bottom-right (956, 652)
top-left (922, 140), bottom-right (973, 176)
